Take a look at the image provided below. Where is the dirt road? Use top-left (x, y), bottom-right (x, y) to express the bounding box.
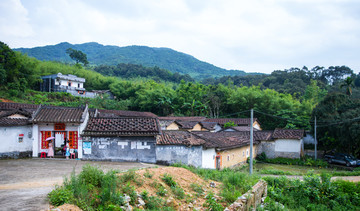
top-left (0, 158), bottom-right (156, 211)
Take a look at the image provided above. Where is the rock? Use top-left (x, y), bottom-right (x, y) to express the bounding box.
top-left (228, 202), bottom-right (243, 211)
top-left (188, 203), bottom-right (193, 208)
top-left (137, 198), bottom-right (146, 207)
top-left (166, 197), bottom-right (179, 209)
top-left (209, 182), bottom-right (216, 188)
top-left (125, 204), bottom-right (133, 211)
top-left (123, 194), bottom-right (131, 204)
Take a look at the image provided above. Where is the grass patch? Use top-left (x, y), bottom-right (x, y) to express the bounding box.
top-left (262, 172), bottom-right (360, 210)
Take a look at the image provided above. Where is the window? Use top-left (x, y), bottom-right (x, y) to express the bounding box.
top-left (227, 155), bottom-right (230, 161)
top-left (243, 151), bottom-right (245, 157)
top-left (68, 82), bottom-right (72, 87)
top-left (246, 149), bottom-right (249, 157)
top-left (78, 83), bottom-right (80, 88)
top-left (18, 137), bottom-right (23, 143)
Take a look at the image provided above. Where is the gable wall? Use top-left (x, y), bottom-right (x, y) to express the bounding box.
top-left (274, 139), bottom-right (302, 158)
top-left (218, 145), bottom-right (257, 169)
top-left (166, 122), bottom-right (180, 130)
top-left (0, 125), bottom-right (33, 158)
top-left (82, 136), bottom-right (156, 163)
top-left (156, 145), bottom-right (202, 167)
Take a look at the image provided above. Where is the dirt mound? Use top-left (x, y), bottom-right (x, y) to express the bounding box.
top-left (50, 203), bottom-right (82, 211)
top-left (127, 167), bottom-right (222, 210)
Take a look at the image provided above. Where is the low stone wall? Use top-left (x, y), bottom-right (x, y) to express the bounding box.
top-left (226, 180), bottom-right (267, 211)
top-left (0, 151), bottom-right (32, 159)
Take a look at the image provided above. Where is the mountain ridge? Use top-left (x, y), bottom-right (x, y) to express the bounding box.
top-left (14, 42), bottom-right (258, 79)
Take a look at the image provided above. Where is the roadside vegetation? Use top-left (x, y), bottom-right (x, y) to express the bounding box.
top-left (260, 172), bottom-right (360, 210)
top-left (48, 165), bottom-right (259, 210)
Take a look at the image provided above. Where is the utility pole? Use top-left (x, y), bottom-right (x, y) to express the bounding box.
top-left (250, 108), bottom-right (253, 175)
top-left (314, 116), bottom-right (317, 160)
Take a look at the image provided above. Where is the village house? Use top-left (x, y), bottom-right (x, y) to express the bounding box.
top-left (31, 105), bottom-right (89, 158)
top-left (0, 103), bottom-right (39, 158)
top-left (257, 129), bottom-right (305, 159)
top-left (40, 73), bottom-right (114, 99)
top-left (81, 116), bottom-right (161, 163)
top-left (192, 131), bottom-right (260, 169)
top-left (156, 130), bottom-right (205, 167)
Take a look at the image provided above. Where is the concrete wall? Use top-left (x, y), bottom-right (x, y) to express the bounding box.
top-left (202, 148), bottom-right (216, 169)
top-left (274, 139), bottom-right (302, 159)
top-left (218, 145), bottom-right (257, 169)
top-left (0, 125), bottom-right (33, 158)
top-left (156, 145), bottom-right (202, 167)
top-left (82, 136), bottom-right (156, 163)
top-left (258, 140), bottom-right (276, 159)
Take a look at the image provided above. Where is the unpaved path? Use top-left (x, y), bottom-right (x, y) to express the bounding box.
top-left (0, 159), bottom-right (156, 211)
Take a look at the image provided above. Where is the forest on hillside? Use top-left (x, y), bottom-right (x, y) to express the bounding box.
top-left (1, 41), bottom-right (360, 156)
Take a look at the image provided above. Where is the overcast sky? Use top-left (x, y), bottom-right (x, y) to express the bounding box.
top-left (1, 0), bottom-right (359, 74)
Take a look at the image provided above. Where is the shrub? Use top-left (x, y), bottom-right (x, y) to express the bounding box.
top-left (161, 173), bottom-right (177, 188)
top-left (171, 186), bottom-right (185, 199)
top-left (256, 152), bottom-right (267, 161)
top-left (203, 192), bottom-right (224, 211)
top-left (144, 169), bottom-right (153, 178)
top-left (48, 186), bottom-right (73, 206)
top-left (79, 165), bottom-right (104, 187)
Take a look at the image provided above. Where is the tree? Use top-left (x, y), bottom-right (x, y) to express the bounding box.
top-left (313, 93), bottom-right (360, 156)
top-left (66, 48), bottom-right (89, 66)
top-left (340, 77), bottom-right (355, 96)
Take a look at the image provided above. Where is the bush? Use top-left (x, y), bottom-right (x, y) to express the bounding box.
top-left (161, 173), bottom-right (177, 188)
top-left (256, 152), bottom-right (267, 161)
top-left (48, 186), bottom-right (73, 206)
top-left (203, 192), bottom-right (224, 211)
top-left (79, 165), bottom-right (104, 187)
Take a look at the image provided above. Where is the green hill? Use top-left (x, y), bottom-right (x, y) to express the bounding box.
top-left (15, 42), bottom-right (250, 79)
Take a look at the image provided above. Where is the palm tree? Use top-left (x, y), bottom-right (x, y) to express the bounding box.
top-left (340, 77), bottom-right (355, 96)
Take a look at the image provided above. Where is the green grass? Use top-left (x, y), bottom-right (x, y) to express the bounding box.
top-left (254, 162), bottom-right (360, 176)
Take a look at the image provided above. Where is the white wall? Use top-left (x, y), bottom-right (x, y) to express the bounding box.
top-left (0, 126), bottom-right (33, 153)
top-left (275, 139), bottom-right (301, 153)
top-left (202, 148), bottom-right (216, 169)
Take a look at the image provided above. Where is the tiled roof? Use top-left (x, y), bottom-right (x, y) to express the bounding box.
top-left (272, 129), bottom-right (304, 140)
top-left (157, 131), bottom-right (205, 146)
top-left (204, 118), bottom-right (259, 126)
top-left (199, 122), bottom-right (218, 130)
top-left (0, 118), bottom-right (30, 126)
top-left (97, 109), bottom-right (157, 118)
top-left (192, 131), bottom-right (259, 150)
top-left (82, 117), bottom-right (160, 137)
top-left (0, 109), bottom-right (32, 119)
top-left (32, 105), bottom-right (87, 123)
top-left (0, 109), bottom-right (32, 126)
top-left (175, 121), bottom-right (199, 129)
top-left (0, 102), bottom-right (39, 113)
top-left (254, 131), bottom-right (273, 141)
top-left (225, 126), bottom-right (260, 132)
top-left (158, 116), bottom-right (207, 121)
top-left (159, 120), bottom-right (174, 128)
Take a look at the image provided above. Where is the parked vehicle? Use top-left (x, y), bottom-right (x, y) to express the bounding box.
top-left (327, 153), bottom-right (360, 167)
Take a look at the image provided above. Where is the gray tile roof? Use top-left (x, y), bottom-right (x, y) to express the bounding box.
top-left (82, 117), bottom-right (160, 137)
top-left (157, 131), bottom-right (205, 146)
top-left (32, 105), bottom-right (87, 123)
